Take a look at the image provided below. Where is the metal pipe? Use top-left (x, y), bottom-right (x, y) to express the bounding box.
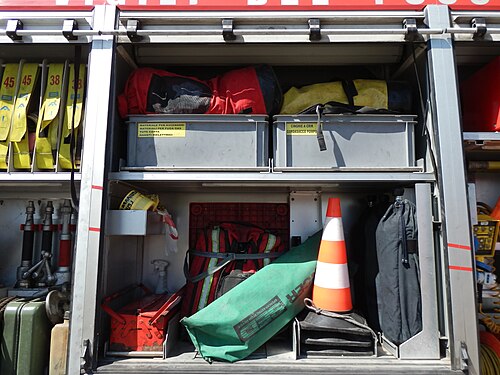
top-left (58, 200), bottom-right (73, 269)
top-left (16, 201), bottom-right (36, 288)
top-left (0, 27), bottom-right (444, 38)
top-left (445, 27), bottom-right (500, 35)
top-left (110, 27), bottom-right (443, 36)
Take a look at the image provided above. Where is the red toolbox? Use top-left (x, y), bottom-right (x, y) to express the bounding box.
top-left (102, 284), bottom-right (183, 354)
top-left (461, 56), bottom-right (500, 132)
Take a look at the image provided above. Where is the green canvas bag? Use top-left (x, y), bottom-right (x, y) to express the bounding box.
top-left (181, 231), bottom-right (321, 363)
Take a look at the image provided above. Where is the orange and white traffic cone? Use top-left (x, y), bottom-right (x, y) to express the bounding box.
top-left (311, 197), bottom-right (352, 313)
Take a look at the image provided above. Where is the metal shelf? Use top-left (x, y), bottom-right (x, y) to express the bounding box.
top-left (463, 132), bottom-right (500, 141)
top-left (0, 172), bottom-right (81, 183)
top-left (463, 132), bottom-right (500, 158)
top-left (109, 171), bottom-right (435, 187)
top-left (0, 172), bottom-right (81, 199)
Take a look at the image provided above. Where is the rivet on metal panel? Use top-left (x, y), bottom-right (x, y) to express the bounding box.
top-left (403, 18), bottom-right (420, 42)
top-left (471, 18), bottom-right (487, 40)
top-left (126, 19), bottom-right (143, 42)
top-left (6, 19), bottom-right (23, 41)
top-left (63, 19), bottom-right (78, 41)
top-left (222, 19), bottom-right (236, 42)
top-left (308, 18), bottom-right (321, 41)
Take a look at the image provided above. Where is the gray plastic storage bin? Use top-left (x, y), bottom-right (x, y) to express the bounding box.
top-left (125, 115), bottom-right (269, 171)
top-left (273, 114), bottom-right (417, 171)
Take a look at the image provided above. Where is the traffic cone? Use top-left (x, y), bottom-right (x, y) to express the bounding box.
top-left (311, 197), bottom-right (353, 312)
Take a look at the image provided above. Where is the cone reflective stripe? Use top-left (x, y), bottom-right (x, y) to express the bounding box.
top-left (312, 198), bottom-right (353, 312)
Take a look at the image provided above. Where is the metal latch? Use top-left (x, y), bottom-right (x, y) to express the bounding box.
top-left (63, 19), bottom-right (78, 41)
top-left (126, 19), bottom-right (143, 42)
top-left (6, 19), bottom-right (23, 41)
top-left (80, 339), bottom-right (92, 372)
top-left (460, 342), bottom-right (469, 372)
top-left (315, 105), bottom-right (326, 152)
top-left (471, 18), bottom-right (487, 40)
top-left (403, 18), bottom-right (419, 42)
top-left (222, 19), bottom-right (236, 41)
top-left (308, 18), bottom-right (321, 41)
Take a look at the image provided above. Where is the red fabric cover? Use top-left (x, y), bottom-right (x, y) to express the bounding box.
top-left (207, 66), bottom-right (267, 115)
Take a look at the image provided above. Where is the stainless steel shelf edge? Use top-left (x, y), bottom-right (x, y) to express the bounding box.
top-left (109, 171), bottom-right (436, 183)
top-left (0, 172), bottom-right (81, 182)
top-left (463, 132), bottom-right (500, 141)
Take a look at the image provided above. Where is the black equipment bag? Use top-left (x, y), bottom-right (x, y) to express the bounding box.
top-left (350, 195), bottom-right (391, 332)
top-left (375, 197), bottom-right (422, 345)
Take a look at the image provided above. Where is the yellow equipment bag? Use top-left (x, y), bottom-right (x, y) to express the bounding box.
top-left (280, 79), bottom-right (411, 115)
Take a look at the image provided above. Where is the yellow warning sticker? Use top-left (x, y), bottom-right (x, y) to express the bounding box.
top-left (137, 123), bottom-right (186, 138)
top-left (286, 122), bottom-right (317, 136)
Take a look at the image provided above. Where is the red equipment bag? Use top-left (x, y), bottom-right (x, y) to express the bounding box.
top-left (117, 65), bottom-right (282, 118)
top-left (181, 222), bottom-right (286, 317)
top-left (117, 67), bottom-right (212, 119)
top-left (101, 284), bottom-right (183, 353)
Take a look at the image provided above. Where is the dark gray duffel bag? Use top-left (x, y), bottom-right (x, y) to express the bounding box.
top-left (375, 196), bottom-right (422, 345)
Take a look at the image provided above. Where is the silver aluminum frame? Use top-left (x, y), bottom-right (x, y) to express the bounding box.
top-left (425, 5), bottom-right (479, 374)
top-left (67, 5), bottom-right (116, 375)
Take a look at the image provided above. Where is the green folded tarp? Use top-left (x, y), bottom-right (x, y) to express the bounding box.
top-left (181, 231), bottom-right (321, 363)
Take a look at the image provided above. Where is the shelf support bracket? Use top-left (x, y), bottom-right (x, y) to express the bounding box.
top-left (308, 18), bottom-right (321, 41)
top-left (63, 19), bottom-right (78, 41)
top-left (126, 19), bottom-right (143, 42)
top-left (222, 19), bottom-right (236, 41)
top-left (471, 17), bottom-right (487, 40)
top-left (403, 18), bottom-right (420, 42)
top-left (6, 19), bottom-right (23, 41)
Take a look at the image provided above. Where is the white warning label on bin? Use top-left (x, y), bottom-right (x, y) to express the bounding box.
top-left (286, 122), bottom-right (316, 136)
top-left (137, 122), bottom-right (186, 138)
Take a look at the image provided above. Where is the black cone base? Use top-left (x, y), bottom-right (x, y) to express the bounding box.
top-left (298, 310), bottom-right (376, 357)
